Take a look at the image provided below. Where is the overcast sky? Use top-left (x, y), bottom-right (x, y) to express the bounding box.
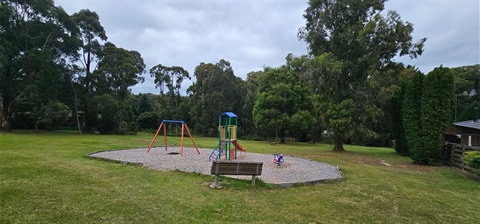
top-left (55, 0), bottom-right (480, 94)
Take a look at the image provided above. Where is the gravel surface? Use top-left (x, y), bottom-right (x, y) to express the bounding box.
top-left (88, 147), bottom-right (343, 186)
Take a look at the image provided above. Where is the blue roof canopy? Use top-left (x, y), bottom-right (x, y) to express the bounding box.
top-left (220, 112), bottom-right (237, 118)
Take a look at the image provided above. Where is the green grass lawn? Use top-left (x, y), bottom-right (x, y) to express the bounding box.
top-left (1, 130), bottom-right (479, 223)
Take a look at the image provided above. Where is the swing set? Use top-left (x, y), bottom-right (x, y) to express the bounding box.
top-left (146, 120), bottom-right (200, 157)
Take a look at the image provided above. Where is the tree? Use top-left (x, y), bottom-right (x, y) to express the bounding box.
top-left (253, 68), bottom-right (293, 143)
top-left (150, 64), bottom-right (190, 118)
top-left (150, 64), bottom-right (190, 95)
top-left (418, 67), bottom-right (454, 164)
top-left (72, 9), bottom-right (107, 132)
top-left (304, 53), bottom-right (380, 150)
top-left (451, 65), bottom-right (480, 95)
top-left (38, 101), bottom-right (69, 130)
top-left (239, 71), bottom-right (262, 138)
top-left (88, 43), bottom-right (145, 134)
top-left (16, 53), bottom-right (77, 131)
top-left (0, 0), bottom-right (80, 131)
top-left (361, 64), bottom-right (415, 146)
top-left (391, 87), bottom-right (408, 156)
top-left (253, 61), bottom-right (314, 143)
top-left (402, 72), bottom-right (424, 159)
top-left (137, 94), bottom-right (154, 114)
top-left (451, 65), bottom-right (480, 122)
top-left (94, 42), bottom-right (145, 101)
top-left (189, 60), bottom-right (244, 136)
top-left (137, 111), bottom-right (161, 130)
top-left (457, 100), bottom-right (480, 122)
top-left (298, 0), bottom-right (426, 151)
top-left (91, 94), bottom-right (120, 134)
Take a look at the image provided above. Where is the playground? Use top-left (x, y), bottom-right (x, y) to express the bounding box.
top-left (89, 112), bottom-right (342, 186)
top-left (89, 146), bottom-right (342, 186)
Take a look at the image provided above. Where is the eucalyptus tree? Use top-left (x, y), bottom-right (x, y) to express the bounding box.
top-left (0, 0), bottom-right (80, 130)
top-left (298, 0), bottom-right (426, 151)
top-left (94, 42), bottom-right (145, 101)
top-left (189, 60), bottom-right (243, 136)
top-left (150, 64), bottom-right (190, 118)
top-left (71, 9), bottom-right (107, 132)
top-left (88, 42), bottom-right (145, 133)
top-left (150, 64), bottom-right (190, 95)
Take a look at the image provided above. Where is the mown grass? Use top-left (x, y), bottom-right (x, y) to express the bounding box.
top-left (0, 130), bottom-right (479, 223)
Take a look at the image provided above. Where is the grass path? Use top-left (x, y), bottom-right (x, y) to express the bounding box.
top-left (1, 131), bottom-right (479, 223)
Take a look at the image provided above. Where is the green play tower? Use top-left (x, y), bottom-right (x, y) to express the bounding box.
top-left (209, 112), bottom-right (247, 161)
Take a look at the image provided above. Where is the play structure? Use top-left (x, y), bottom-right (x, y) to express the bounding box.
top-left (147, 120), bottom-right (200, 157)
top-left (209, 112), bottom-right (247, 161)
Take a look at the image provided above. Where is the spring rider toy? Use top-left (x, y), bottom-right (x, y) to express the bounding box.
top-left (273, 153), bottom-right (284, 166)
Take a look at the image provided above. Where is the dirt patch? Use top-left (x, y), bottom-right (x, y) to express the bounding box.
top-left (379, 160), bottom-right (392, 167)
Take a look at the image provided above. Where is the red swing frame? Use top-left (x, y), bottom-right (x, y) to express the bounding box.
top-left (146, 120), bottom-right (200, 157)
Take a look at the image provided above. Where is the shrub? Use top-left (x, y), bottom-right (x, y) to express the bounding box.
top-left (137, 112), bottom-right (161, 130)
top-left (464, 151), bottom-right (480, 169)
top-left (92, 94), bottom-right (120, 134)
top-left (39, 101), bottom-right (69, 130)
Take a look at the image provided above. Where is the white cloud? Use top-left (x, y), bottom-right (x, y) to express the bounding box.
top-left (56, 0), bottom-right (479, 94)
top-left (386, 0), bottom-right (479, 72)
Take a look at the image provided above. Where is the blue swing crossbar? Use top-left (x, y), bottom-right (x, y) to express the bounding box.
top-left (161, 120), bottom-right (186, 124)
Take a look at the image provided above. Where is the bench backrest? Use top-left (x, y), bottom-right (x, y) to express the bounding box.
top-left (211, 161), bottom-right (263, 176)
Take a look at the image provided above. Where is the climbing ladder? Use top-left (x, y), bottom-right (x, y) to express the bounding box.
top-left (209, 141), bottom-right (227, 161)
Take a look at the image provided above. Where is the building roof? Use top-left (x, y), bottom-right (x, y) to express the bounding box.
top-left (453, 120), bottom-right (480, 130)
top-left (220, 112), bottom-right (237, 118)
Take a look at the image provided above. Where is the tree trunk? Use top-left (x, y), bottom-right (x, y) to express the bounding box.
top-left (279, 130), bottom-right (286, 144)
top-left (0, 95), bottom-right (14, 131)
top-left (81, 101), bottom-right (91, 133)
top-left (82, 52), bottom-right (92, 133)
top-left (73, 87), bottom-right (82, 134)
top-left (333, 138), bottom-right (346, 152)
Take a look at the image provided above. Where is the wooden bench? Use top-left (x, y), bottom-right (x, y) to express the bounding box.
top-left (210, 161), bottom-right (263, 188)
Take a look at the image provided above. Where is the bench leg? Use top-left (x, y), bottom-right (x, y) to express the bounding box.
top-left (211, 175), bottom-right (220, 188)
top-left (251, 175), bottom-right (256, 186)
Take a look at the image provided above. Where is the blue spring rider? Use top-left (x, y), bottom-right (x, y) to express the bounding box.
top-left (273, 153), bottom-right (284, 166)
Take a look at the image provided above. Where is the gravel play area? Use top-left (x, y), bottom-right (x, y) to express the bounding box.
top-left (88, 147), bottom-right (343, 186)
